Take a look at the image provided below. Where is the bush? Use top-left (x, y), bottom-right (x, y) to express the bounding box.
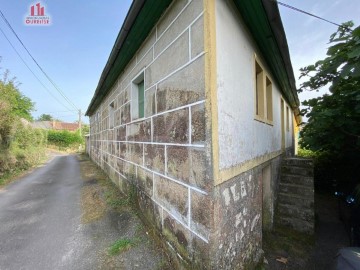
top-left (297, 148), bottom-right (318, 158)
top-left (47, 130), bottom-right (83, 148)
top-left (0, 123), bottom-right (46, 177)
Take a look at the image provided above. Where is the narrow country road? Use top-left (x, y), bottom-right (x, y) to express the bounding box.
top-left (0, 155), bottom-right (95, 270)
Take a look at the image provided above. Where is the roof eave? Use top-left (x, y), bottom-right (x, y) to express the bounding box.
top-left (261, 0), bottom-right (299, 108)
top-left (85, 0), bottom-right (172, 116)
top-left (233, 0), bottom-right (299, 109)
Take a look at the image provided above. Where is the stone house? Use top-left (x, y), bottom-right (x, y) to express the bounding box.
top-left (86, 0), bottom-right (300, 268)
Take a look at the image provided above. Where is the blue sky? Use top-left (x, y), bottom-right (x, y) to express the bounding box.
top-left (0, 0), bottom-right (359, 123)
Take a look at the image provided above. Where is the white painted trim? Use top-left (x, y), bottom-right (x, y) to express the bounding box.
top-left (156, 1), bottom-right (193, 42)
top-left (160, 203), bottom-right (209, 243)
top-left (92, 140), bottom-right (205, 148)
top-left (188, 188), bottom-right (191, 227)
top-left (142, 143), bottom-right (145, 166)
top-left (93, 100), bottom-right (205, 137)
top-left (152, 171), bottom-right (155, 200)
top-left (99, 150), bottom-right (207, 195)
top-left (188, 106), bottom-right (192, 144)
top-left (119, 11), bottom-right (203, 94)
top-left (164, 145), bottom-right (168, 175)
top-left (188, 25), bottom-right (192, 61)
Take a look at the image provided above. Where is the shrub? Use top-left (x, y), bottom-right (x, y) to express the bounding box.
top-left (47, 130), bottom-right (83, 148)
top-left (0, 123), bottom-right (46, 177)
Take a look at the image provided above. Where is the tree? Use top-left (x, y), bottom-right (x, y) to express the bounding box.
top-left (0, 70), bottom-right (35, 121)
top-left (299, 21), bottom-right (360, 154)
top-left (0, 70), bottom-right (35, 147)
top-left (299, 21), bottom-right (360, 187)
top-left (37, 114), bottom-right (53, 121)
top-left (0, 95), bottom-right (14, 147)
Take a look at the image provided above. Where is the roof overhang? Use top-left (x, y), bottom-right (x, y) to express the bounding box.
top-left (86, 0), bottom-right (300, 122)
top-left (233, 0), bottom-right (299, 111)
top-left (86, 0), bottom-right (172, 116)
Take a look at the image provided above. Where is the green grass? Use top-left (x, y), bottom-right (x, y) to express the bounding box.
top-left (0, 164), bottom-right (40, 187)
top-left (103, 187), bottom-right (130, 209)
top-left (0, 170), bottom-right (19, 186)
top-left (108, 238), bottom-right (137, 256)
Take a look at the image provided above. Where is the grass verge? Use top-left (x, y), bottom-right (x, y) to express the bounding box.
top-left (0, 148), bottom-right (52, 188)
top-left (77, 153), bottom-right (132, 223)
top-left (108, 238), bottom-right (139, 256)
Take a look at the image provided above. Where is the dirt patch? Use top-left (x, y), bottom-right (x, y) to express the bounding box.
top-left (262, 226), bottom-right (314, 269)
top-left (81, 186), bottom-right (106, 223)
top-left (262, 193), bottom-right (350, 269)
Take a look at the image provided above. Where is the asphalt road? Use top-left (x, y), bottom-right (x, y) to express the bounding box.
top-left (0, 155), bottom-right (95, 270)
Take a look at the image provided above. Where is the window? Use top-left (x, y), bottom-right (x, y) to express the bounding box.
top-left (266, 77), bottom-right (273, 121)
top-left (109, 102), bottom-right (115, 129)
top-left (255, 62), bottom-right (265, 118)
top-left (131, 72), bottom-right (145, 120)
top-left (138, 81), bottom-right (144, 118)
top-left (255, 60), bottom-right (273, 124)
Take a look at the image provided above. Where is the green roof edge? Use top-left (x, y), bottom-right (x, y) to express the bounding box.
top-left (86, 0), bottom-right (299, 116)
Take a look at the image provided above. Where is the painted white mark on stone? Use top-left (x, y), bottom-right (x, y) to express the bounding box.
top-left (230, 184), bottom-right (240, 201)
top-left (235, 213), bottom-right (242, 227)
top-left (235, 232), bottom-right (238, 242)
top-left (219, 243), bottom-right (223, 249)
top-left (240, 181), bottom-right (247, 198)
top-left (243, 220), bottom-right (247, 228)
top-left (251, 214), bottom-right (260, 232)
top-left (223, 188), bottom-right (231, 206)
top-left (240, 229), bottom-right (245, 241)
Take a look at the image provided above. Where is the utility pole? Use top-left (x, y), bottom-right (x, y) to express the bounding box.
top-left (78, 109), bottom-right (82, 136)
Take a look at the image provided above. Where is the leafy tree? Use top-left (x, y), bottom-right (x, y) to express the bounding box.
top-left (299, 21), bottom-right (360, 188)
top-left (0, 67), bottom-right (45, 178)
top-left (0, 94), bottom-right (14, 147)
top-left (37, 114), bottom-right (53, 121)
top-left (81, 124), bottom-right (90, 135)
top-left (0, 70), bottom-right (35, 121)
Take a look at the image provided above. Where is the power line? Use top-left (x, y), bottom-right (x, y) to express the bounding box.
top-left (0, 26), bottom-right (75, 112)
top-left (0, 9), bottom-right (79, 111)
top-left (40, 110), bottom-right (78, 114)
top-left (272, 0), bottom-right (352, 32)
top-left (50, 114), bottom-right (78, 118)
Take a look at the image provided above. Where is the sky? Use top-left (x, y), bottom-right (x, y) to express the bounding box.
top-left (0, 0), bottom-right (359, 123)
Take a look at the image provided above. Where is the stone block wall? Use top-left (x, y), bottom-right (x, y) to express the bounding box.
top-left (213, 156), bottom-right (282, 269)
top-left (89, 0), bottom-right (212, 266)
top-left (87, 0), bottom-right (299, 268)
top-left (276, 157), bottom-right (314, 233)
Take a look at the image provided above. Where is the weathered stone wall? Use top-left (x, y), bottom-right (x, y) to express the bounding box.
top-left (89, 0), bottom-right (211, 267)
top-left (87, 0), bottom-right (298, 268)
top-left (276, 157), bottom-right (314, 233)
top-left (213, 156), bottom-right (282, 269)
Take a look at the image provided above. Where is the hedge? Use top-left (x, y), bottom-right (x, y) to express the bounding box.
top-left (47, 130), bottom-right (83, 148)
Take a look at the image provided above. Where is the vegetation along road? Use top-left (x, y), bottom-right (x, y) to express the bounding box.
top-left (0, 154), bottom-right (170, 270)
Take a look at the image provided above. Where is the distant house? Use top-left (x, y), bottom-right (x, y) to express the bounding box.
top-left (32, 121), bottom-right (79, 132)
top-left (86, 0), bottom-right (301, 268)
